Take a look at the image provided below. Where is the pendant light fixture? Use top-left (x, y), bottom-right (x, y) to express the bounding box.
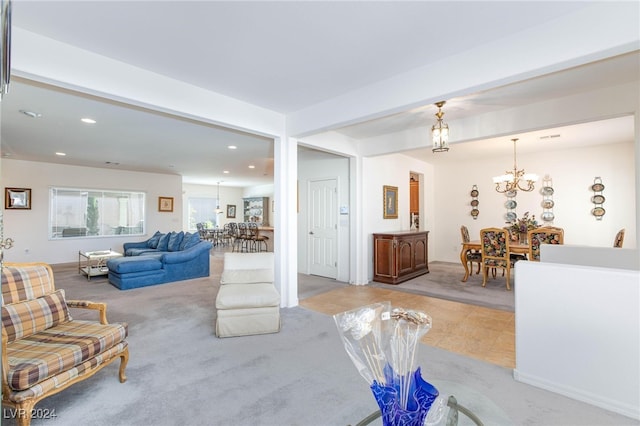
top-left (431, 101), bottom-right (449, 152)
top-left (215, 181), bottom-right (223, 214)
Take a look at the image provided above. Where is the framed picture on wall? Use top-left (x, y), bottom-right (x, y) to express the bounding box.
top-left (383, 185), bottom-right (398, 219)
top-left (158, 196), bottom-right (174, 212)
top-left (226, 204), bottom-right (236, 218)
top-left (5, 188), bottom-right (31, 210)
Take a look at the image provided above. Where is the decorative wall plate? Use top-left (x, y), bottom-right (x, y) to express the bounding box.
top-left (591, 207), bottom-right (606, 217)
top-left (505, 200), bottom-right (517, 209)
top-left (542, 200), bottom-right (554, 209)
top-left (591, 183), bottom-right (605, 192)
top-left (470, 189), bottom-right (479, 197)
top-left (591, 195), bottom-right (605, 204)
top-left (471, 209), bottom-right (479, 217)
top-left (541, 187), bottom-right (554, 196)
top-left (505, 212), bottom-right (517, 222)
top-left (505, 190), bottom-right (517, 198)
top-left (541, 212), bottom-right (555, 222)
top-left (470, 199), bottom-right (479, 207)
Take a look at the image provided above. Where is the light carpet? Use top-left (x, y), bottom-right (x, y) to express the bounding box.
top-left (2, 256), bottom-right (635, 426)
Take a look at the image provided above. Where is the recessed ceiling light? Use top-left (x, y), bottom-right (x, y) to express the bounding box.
top-left (55, 152), bottom-right (66, 156)
top-left (223, 170), bottom-right (230, 174)
top-left (227, 145), bottom-right (237, 150)
top-left (19, 109), bottom-right (42, 118)
top-left (248, 165), bottom-right (255, 169)
top-left (81, 118), bottom-right (96, 124)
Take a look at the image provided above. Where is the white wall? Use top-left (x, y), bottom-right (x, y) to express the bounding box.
top-left (2, 159), bottom-right (182, 264)
top-left (297, 154), bottom-right (351, 282)
top-left (514, 261), bottom-right (640, 419)
top-left (363, 153), bottom-right (434, 281)
top-left (433, 141), bottom-right (636, 263)
top-left (182, 183), bottom-right (245, 229)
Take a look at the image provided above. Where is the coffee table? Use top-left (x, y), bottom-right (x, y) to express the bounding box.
top-left (352, 395), bottom-right (483, 426)
top-left (78, 249), bottom-right (122, 281)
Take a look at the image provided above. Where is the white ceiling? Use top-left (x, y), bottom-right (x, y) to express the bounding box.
top-left (1, 1), bottom-right (638, 186)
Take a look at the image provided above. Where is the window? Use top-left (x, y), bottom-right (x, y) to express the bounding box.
top-left (49, 187), bottom-right (146, 239)
top-left (188, 197), bottom-right (219, 230)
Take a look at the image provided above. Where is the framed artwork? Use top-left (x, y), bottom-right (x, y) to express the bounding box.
top-left (158, 196), bottom-right (174, 212)
top-left (5, 188), bottom-right (31, 210)
top-left (383, 185), bottom-right (398, 219)
top-left (226, 204), bottom-right (236, 218)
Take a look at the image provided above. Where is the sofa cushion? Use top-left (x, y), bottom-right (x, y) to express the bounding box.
top-left (215, 283), bottom-right (280, 309)
top-left (156, 233), bottom-right (170, 251)
top-left (147, 231), bottom-right (163, 248)
top-left (180, 232), bottom-right (201, 250)
top-left (2, 289), bottom-right (72, 343)
top-left (6, 319), bottom-right (128, 391)
top-left (107, 257), bottom-right (163, 274)
top-left (221, 269), bottom-right (274, 285)
top-left (2, 264), bottom-right (55, 304)
top-left (168, 231), bottom-right (184, 251)
top-left (125, 248), bottom-right (160, 256)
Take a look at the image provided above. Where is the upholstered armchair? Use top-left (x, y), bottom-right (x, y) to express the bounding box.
top-left (527, 226), bottom-right (564, 261)
top-left (460, 225), bottom-right (481, 275)
top-left (613, 228), bottom-right (625, 248)
top-left (480, 227), bottom-right (514, 290)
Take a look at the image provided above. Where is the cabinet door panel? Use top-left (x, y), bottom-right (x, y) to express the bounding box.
top-left (397, 239), bottom-right (414, 276)
top-left (413, 236), bottom-right (428, 270)
top-left (374, 237), bottom-right (396, 278)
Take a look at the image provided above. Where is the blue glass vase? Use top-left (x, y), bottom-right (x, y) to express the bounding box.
top-left (370, 366), bottom-right (439, 426)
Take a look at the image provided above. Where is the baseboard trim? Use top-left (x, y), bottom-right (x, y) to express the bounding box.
top-left (513, 369), bottom-right (639, 420)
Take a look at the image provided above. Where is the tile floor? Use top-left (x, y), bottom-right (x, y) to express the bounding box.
top-left (300, 285), bottom-right (515, 369)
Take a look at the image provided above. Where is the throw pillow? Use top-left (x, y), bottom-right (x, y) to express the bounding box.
top-left (156, 233), bottom-right (170, 251)
top-left (147, 231), bottom-right (163, 249)
top-left (180, 232), bottom-right (201, 250)
top-left (2, 289), bottom-right (72, 343)
top-left (168, 231), bottom-right (185, 251)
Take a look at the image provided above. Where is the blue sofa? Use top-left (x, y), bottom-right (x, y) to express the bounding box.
top-left (107, 231), bottom-right (212, 290)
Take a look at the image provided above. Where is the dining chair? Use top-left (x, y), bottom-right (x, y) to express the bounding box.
top-left (479, 227), bottom-right (514, 290)
top-left (613, 228), bottom-right (625, 248)
top-left (527, 226), bottom-right (564, 261)
top-left (248, 222), bottom-right (269, 252)
top-left (460, 225), bottom-right (481, 276)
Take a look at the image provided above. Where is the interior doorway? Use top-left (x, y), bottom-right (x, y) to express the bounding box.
top-left (307, 178), bottom-right (338, 279)
top-left (410, 172), bottom-right (420, 229)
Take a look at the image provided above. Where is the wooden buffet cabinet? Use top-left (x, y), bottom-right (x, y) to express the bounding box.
top-left (373, 231), bottom-right (429, 284)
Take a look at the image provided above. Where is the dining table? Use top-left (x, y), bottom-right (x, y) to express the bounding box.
top-left (460, 240), bottom-right (529, 282)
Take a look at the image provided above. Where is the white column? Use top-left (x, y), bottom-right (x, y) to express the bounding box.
top-left (349, 155), bottom-right (368, 285)
top-left (274, 134), bottom-right (298, 307)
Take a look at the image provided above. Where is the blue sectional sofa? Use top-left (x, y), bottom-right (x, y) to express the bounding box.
top-left (107, 231), bottom-right (212, 290)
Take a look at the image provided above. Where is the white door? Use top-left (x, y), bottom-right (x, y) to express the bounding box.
top-left (308, 178), bottom-right (338, 278)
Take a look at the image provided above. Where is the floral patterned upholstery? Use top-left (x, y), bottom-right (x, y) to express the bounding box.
top-left (613, 228), bottom-right (625, 248)
top-left (527, 227), bottom-right (564, 261)
top-left (480, 228), bottom-right (514, 290)
top-left (460, 225), bottom-right (481, 275)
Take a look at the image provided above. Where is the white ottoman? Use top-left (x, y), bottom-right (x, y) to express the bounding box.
top-left (215, 253), bottom-right (281, 338)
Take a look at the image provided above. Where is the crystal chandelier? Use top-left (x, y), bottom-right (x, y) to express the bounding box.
top-left (431, 101), bottom-right (449, 152)
top-left (493, 138), bottom-right (538, 193)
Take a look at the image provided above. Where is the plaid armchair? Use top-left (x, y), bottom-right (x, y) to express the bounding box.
top-left (2, 262), bottom-right (129, 426)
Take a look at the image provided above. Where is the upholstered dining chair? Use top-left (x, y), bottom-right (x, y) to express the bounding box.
top-left (479, 227), bottom-right (514, 290)
top-left (460, 225), bottom-right (481, 276)
top-left (613, 228), bottom-right (625, 248)
top-left (527, 226), bottom-right (564, 261)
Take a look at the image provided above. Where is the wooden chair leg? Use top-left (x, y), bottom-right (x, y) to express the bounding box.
top-left (481, 265), bottom-right (488, 287)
